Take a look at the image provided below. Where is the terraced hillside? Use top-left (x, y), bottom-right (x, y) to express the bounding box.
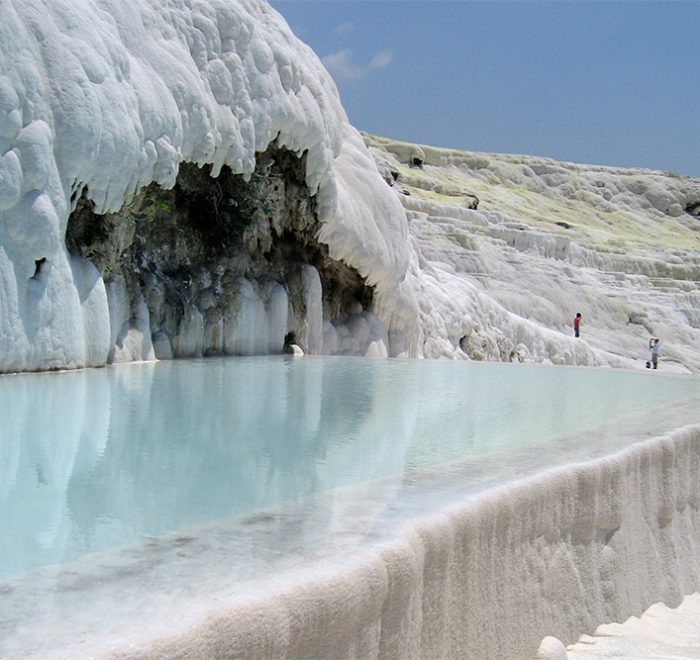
top-left (366, 134), bottom-right (700, 373)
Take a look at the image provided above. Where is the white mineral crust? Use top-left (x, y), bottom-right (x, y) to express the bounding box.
top-left (0, 0), bottom-right (413, 372)
top-left (2, 0), bottom-right (699, 373)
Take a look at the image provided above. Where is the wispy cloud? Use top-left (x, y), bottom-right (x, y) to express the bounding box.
top-left (322, 49), bottom-right (394, 81)
top-left (333, 21), bottom-right (354, 36)
top-left (369, 50), bottom-right (393, 69)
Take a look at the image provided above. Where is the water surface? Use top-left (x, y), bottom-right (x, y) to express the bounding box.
top-left (2, 356), bottom-right (699, 579)
top-left (2, 356), bottom-right (700, 657)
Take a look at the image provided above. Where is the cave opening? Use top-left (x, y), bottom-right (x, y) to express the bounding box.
top-left (65, 143), bottom-right (375, 356)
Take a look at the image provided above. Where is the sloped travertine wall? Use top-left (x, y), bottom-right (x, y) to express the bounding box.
top-left (120, 425), bottom-right (700, 659)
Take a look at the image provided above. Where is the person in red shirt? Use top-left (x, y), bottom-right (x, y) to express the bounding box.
top-left (573, 313), bottom-right (582, 338)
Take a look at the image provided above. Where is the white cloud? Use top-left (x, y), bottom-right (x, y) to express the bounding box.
top-left (369, 50), bottom-right (393, 70)
top-left (333, 22), bottom-right (354, 36)
top-left (322, 49), bottom-right (394, 81)
top-left (322, 49), bottom-right (361, 80)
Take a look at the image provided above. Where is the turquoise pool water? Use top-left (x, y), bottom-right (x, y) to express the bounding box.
top-left (2, 356), bottom-right (699, 581)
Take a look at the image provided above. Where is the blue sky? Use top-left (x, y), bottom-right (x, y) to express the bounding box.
top-left (269, 1), bottom-right (699, 178)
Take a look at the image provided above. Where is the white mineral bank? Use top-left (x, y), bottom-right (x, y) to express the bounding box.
top-left (537, 636), bottom-right (568, 660)
top-left (564, 592), bottom-right (700, 659)
top-left (0, 0), bottom-right (408, 371)
top-left (17, 423), bottom-right (693, 659)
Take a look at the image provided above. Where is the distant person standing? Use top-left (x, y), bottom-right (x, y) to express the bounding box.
top-left (648, 337), bottom-right (660, 369)
top-left (573, 313), bottom-right (582, 338)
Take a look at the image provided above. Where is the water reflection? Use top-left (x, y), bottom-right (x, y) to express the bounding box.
top-left (1, 357), bottom-right (699, 578)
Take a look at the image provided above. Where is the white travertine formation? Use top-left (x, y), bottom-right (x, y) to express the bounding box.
top-left (1, 2), bottom-right (699, 655)
top-left (366, 135), bottom-right (700, 372)
top-left (0, 0), bottom-right (412, 372)
top-left (2, 0), bottom-right (699, 373)
top-left (100, 425), bottom-right (700, 658)
top-left (567, 592), bottom-right (700, 658)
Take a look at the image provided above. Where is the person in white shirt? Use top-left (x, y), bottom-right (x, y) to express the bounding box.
top-left (649, 337), bottom-right (660, 369)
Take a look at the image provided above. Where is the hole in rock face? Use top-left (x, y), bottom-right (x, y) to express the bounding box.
top-left (31, 257), bottom-right (47, 279)
top-left (65, 144), bottom-right (375, 356)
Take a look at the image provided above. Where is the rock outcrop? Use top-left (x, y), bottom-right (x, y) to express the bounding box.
top-left (1, 0), bottom-right (699, 374)
top-left (367, 134), bottom-right (700, 373)
top-left (0, 0), bottom-right (414, 373)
